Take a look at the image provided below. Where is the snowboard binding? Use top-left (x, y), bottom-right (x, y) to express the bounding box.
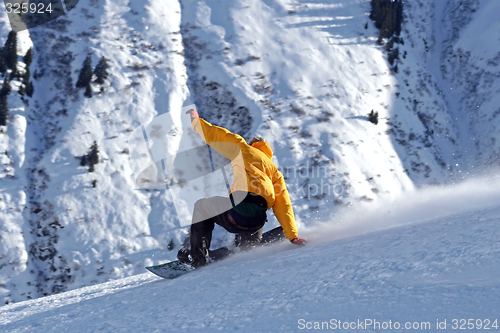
top-left (176, 237), bottom-right (210, 268)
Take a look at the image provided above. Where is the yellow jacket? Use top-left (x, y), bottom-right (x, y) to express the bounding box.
top-left (192, 118), bottom-right (298, 240)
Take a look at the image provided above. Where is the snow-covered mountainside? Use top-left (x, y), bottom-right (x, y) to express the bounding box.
top-left (1, 177), bottom-right (500, 332)
top-left (0, 0), bottom-right (499, 304)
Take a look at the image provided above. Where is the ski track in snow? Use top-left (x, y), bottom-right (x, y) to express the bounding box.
top-left (1, 178), bottom-right (500, 332)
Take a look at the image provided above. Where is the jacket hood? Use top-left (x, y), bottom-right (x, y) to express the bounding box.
top-left (251, 141), bottom-right (273, 159)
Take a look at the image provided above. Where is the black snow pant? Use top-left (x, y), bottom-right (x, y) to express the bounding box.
top-left (190, 196), bottom-right (265, 265)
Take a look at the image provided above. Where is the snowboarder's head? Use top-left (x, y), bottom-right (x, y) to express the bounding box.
top-left (248, 136), bottom-right (266, 146)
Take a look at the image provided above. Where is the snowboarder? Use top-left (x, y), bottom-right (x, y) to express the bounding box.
top-left (178, 109), bottom-right (306, 267)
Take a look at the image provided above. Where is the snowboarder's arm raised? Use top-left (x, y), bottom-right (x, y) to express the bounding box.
top-left (191, 118), bottom-right (244, 158)
top-left (191, 117), bottom-right (245, 145)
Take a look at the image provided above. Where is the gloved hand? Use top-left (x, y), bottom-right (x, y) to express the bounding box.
top-left (290, 237), bottom-right (306, 246)
top-left (185, 109), bottom-right (199, 120)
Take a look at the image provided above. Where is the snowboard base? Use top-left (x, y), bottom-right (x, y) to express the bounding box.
top-left (146, 260), bottom-right (194, 279)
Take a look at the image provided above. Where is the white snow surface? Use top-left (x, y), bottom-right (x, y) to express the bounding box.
top-left (0, 0), bottom-right (499, 306)
top-left (1, 176), bottom-right (500, 332)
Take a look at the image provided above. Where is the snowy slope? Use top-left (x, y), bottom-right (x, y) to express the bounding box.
top-left (1, 177), bottom-right (500, 332)
top-left (180, 0), bottom-right (416, 209)
top-left (400, 0), bottom-right (500, 175)
top-left (0, 0), bottom-right (499, 304)
top-left (1, 0), bottom-right (191, 302)
top-left (0, 20), bottom-right (33, 304)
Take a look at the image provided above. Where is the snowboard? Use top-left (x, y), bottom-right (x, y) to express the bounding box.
top-left (146, 226), bottom-right (285, 279)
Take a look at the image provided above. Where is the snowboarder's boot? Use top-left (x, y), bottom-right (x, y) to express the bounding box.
top-left (191, 237), bottom-right (210, 268)
top-left (177, 247), bottom-right (191, 265)
top-left (234, 230), bottom-right (262, 251)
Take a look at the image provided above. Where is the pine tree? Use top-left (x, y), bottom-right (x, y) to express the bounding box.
top-left (22, 66), bottom-right (30, 83)
top-left (26, 81), bottom-right (34, 97)
top-left (370, 0), bottom-right (403, 40)
top-left (93, 56), bottom-right (109, 84)
top-left (368, 110), bottom-right (379, 125)
top-left (88, 141), bottom-right (99, 172)
top-left (19, 67), bottom-right (30, 97)
top-left (19, 48), bottom-right (34, 97)
top-left (380, 9), bottom-right (393, 40)
top-left (0, 79), bottom-right (9, 126)
top-left (394, 1), bottom-right (403, 36)
top-left (0, 48), bottom-right (6, 74)
top-left (76, 55), bottom-right (93, 89)
top-left (0, 78), bottom-right (11, 97)
top-left (84, 84), bottom-right (92, 98)
top-left (80, 154), bottom-right (87, 166)
top-left (4, 31), bottom-right (17, 76)
top-left (0, 95), bottom-right (7, 126)
top-left (0, 99), bottom-right (7, 126)
top-left (23, 48), bottom-right (33, 67)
